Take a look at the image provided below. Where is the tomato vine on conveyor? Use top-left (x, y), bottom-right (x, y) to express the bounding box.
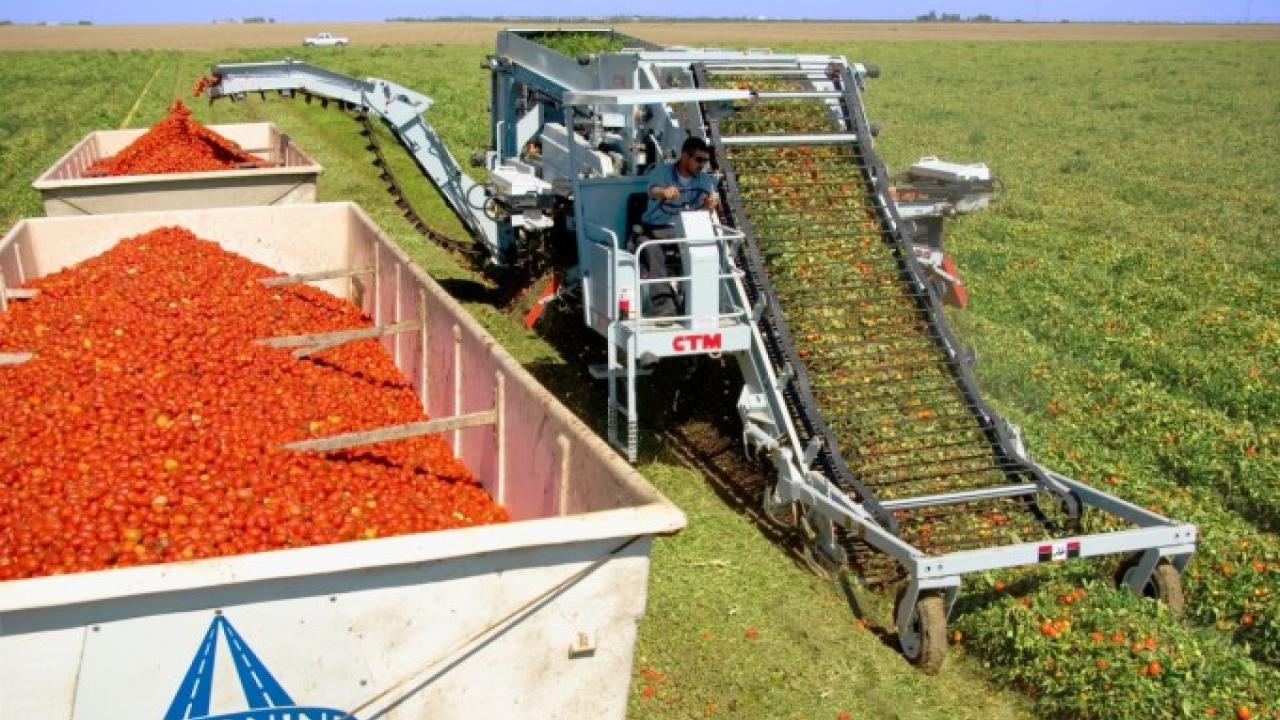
top-left (703, 70), bottom-right (1080, 557)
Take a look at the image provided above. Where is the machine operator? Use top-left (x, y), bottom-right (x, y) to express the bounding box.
top-left (632, 137), bottom-right (720, 318)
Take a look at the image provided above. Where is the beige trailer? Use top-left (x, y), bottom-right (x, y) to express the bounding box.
top-left (31, 122), bottom-right (323, 216)
top-left (0, 203), bottom-right (684, 719)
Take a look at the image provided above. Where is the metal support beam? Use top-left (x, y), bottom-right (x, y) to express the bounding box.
top-left (879, 483), bottom-right (1039, 511)
top-left (721, 133), bottom-right (858, 146)
top-left (260, 266), bottom-right (374, 287)
top-left (206, 60), bottom-right (500, 257)
top-left (753, 91), bottom-right (843, 100)
top-left (282, 410), bottom-right (498, 453)
top-left (255, 320), bottom-right (422, 352)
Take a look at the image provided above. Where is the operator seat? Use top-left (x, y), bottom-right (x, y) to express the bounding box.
top-left (624, 191), bottom-right (684, 316)
top-left (625, 192), bottom-right (648, 241)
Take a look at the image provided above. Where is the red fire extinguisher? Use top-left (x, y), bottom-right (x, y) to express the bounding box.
top-left (619, 286), bottom-right (632, 320)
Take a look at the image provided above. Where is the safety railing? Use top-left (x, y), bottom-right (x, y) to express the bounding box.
top-left (601, 221), bottom-right (750, 333)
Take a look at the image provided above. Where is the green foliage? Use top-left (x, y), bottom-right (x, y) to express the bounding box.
top-left (0, 49), bottom-right (178, 225)
top-left (957, 574), bottom-right (1279, 718)
top-left (517, 30), bottom-right (631, 57)
top-left (831, 37), bottom-right (1280, 696)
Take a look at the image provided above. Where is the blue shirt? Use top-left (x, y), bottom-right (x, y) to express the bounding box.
top-left (641, 162), bottom-right (717, 227)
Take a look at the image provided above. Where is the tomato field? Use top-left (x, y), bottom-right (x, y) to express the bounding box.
top-left (0, 31), bottom-right (1277, 720)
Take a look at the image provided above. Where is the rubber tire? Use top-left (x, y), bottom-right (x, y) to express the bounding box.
top-left (792, 509), bottom-right (846, 575)
top-left (805, 515), bottom-right (847, 573)
top-left (810, 536), bottom-right (847, 574)
top-left (894, 587), bottom-right (948, 675)
top-left (1058, 495), bottom-right (1083, 533)
top-left (1115, 556), bottom-right (1186, 618)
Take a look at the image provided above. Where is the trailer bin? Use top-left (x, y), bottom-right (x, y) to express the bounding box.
top-left (0, 202), bottom-right (685, 719)
top-left (31, 122), bottom-right (322, 216)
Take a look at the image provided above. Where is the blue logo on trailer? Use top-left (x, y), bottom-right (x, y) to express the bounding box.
top-left (163, 615), bottom-right (355, 720)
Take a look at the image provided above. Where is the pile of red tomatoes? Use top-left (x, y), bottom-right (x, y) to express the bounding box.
top-left (0, 226), bottom-right (507, 580)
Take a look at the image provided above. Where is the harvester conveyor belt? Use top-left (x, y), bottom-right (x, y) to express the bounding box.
top-left (690, 61), bottom-right (1194, 570)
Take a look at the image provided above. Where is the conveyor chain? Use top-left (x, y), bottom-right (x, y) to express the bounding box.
top-left (355, 114), bottom-right (488, 267)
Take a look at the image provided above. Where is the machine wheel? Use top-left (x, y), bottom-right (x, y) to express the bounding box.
top-left (1058, 495), bottom-right (1083, 533)
top-left (761, 488), bottom-right (799, 528)
top-left (795, 509), bottom-right (846, 575)
top-left (895, 587), bottom-right (948, 675)
top-left (810, 536), bottom-right (848, 574)
top-left (1114, 555), bottom-right (1186, 617)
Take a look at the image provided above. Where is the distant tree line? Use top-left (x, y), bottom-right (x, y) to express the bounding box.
top-left (3, 19), bottom-right (95, 25)
top-left (208, 17), bottom-right (276, 24)
top-left (386, 15), bottom-right (963, 23)
top-left (915, 11), bottom-right (1003, 21)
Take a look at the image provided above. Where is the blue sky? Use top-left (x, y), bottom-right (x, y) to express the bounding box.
top-left (1, 0), bottom-right (1276, 23)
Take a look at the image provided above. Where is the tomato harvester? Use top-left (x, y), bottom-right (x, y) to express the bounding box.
top-left (200, 28), bottom-right (1195, 672)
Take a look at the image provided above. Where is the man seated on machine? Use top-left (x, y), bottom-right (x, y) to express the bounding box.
top-left (632, 137), bottom-right (720, 318)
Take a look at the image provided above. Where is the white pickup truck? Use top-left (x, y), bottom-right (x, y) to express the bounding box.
top-left (302, 32), bottom-right (348, 47)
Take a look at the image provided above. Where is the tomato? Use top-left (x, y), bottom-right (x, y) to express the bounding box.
top-left (0, 227), bottom-right (507, 580)
top-left (86, 101), bottom-right (265, 177)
